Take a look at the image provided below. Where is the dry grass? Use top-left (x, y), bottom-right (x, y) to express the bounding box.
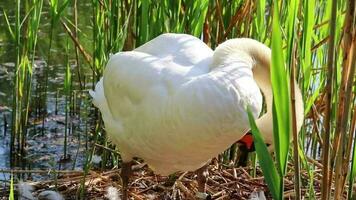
top-left (0, 158), bottom-right (338, 200)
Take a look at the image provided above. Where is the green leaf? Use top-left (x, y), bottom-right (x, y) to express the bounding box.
top-left (286, 0), bottom-right (299, 67)
top-left (188, 0), bottom-right (209, 37)
top-left (255, 0), bottom-right (266, 40)
top-left (64, 38), bottom-right (71, 94)
top-left (3, 10), bottom-right (15, 41)
top-left (50, 0), bottom-right (70, 25)
top-left (57, 0), bottom-right (71, 17)
top-left (247, 107), bottom-right (282, 200)
top-left (271, 0), bottom-right (291, 176)
top-left (305, 79), bottom-right (323, 114)
top-left (301, 0), bottom-right (315, 91)
top-left (9, 174), bottom-right (14, 200)
top-left (139, 0), bottom-right (149, 44)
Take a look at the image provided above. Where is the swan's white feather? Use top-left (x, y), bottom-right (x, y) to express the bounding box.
top-left (105, 186), bottom-right (121, 200)
top-left (91, 33), bottom-right (263, 175)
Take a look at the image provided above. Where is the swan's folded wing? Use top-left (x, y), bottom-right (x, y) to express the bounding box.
top-left (103, 51), bottom-right (166, 121)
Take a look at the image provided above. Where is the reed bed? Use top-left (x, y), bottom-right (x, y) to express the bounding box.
top-left (0, 0), bottom-right (355, 199)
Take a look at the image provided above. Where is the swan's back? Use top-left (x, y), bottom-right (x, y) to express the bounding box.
top-left (134, 33), bottom-right (213, 69)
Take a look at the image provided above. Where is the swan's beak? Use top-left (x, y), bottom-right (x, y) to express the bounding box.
top-left (236, 132), bottom-right (271, 166)
top-left (237, 132), bottom-right (255, 152)
top-left (237, 132), bottom-right (271, 152)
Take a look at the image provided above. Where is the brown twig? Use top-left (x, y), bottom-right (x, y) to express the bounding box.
top-left (60, 19), bottom-right (94, 74)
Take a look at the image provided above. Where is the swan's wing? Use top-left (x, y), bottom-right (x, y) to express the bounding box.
top-left (168, 63), bottom-right (263, 145)
top-left (103, 51), bottom-right (165, 121)
top-left (134, 33), bottom-right (213, 68)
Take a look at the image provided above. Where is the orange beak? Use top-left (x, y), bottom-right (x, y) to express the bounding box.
top-left (238, 133), bottom-right (254, 150)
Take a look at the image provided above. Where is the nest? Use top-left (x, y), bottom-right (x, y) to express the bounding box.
top-left (0, 160), bottom-right (327, 200)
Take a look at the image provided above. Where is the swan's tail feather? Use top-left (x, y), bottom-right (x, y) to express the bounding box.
top-left (89, 78), bottom-right (124, 140)
top-left (89, 78), bottom-right (111, 117)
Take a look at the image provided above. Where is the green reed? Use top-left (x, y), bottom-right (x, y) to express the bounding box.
top-left (63, 37), bottom-right (71, 160)
top-left (4, 0), bottom-right (43, 167)
top-left (8, 174), bottom-right (14, 200)
top-left (41, 0), bottom-right (70, 135)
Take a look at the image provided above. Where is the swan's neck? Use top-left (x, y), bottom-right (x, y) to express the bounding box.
top-left (214, 38), bottom-right (273, 114)
top-left (213, 39), bottom-right (274, 145)
top-left (213, 38), bottom-right (304, 147)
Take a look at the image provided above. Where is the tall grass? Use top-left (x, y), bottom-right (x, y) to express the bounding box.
top-left (4, 0), bottom-right (43, 167)
top-left (63, 37), bottom-right (71, 160)
top-left (1, 0), bottom-right (356, 199)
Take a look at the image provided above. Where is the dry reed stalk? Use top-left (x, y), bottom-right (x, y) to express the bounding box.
top-left (321, 0), bottom-right (338, 199)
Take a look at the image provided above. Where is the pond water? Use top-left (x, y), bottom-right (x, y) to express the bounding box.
top-left (0, 0), bottom-right (101, 181)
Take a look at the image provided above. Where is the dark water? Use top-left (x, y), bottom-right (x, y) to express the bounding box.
top-left (0, 1), bottom-right (99, 180)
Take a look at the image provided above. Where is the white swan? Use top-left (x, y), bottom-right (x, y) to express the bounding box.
top-left (90, 33), bottom-right (304, 199)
